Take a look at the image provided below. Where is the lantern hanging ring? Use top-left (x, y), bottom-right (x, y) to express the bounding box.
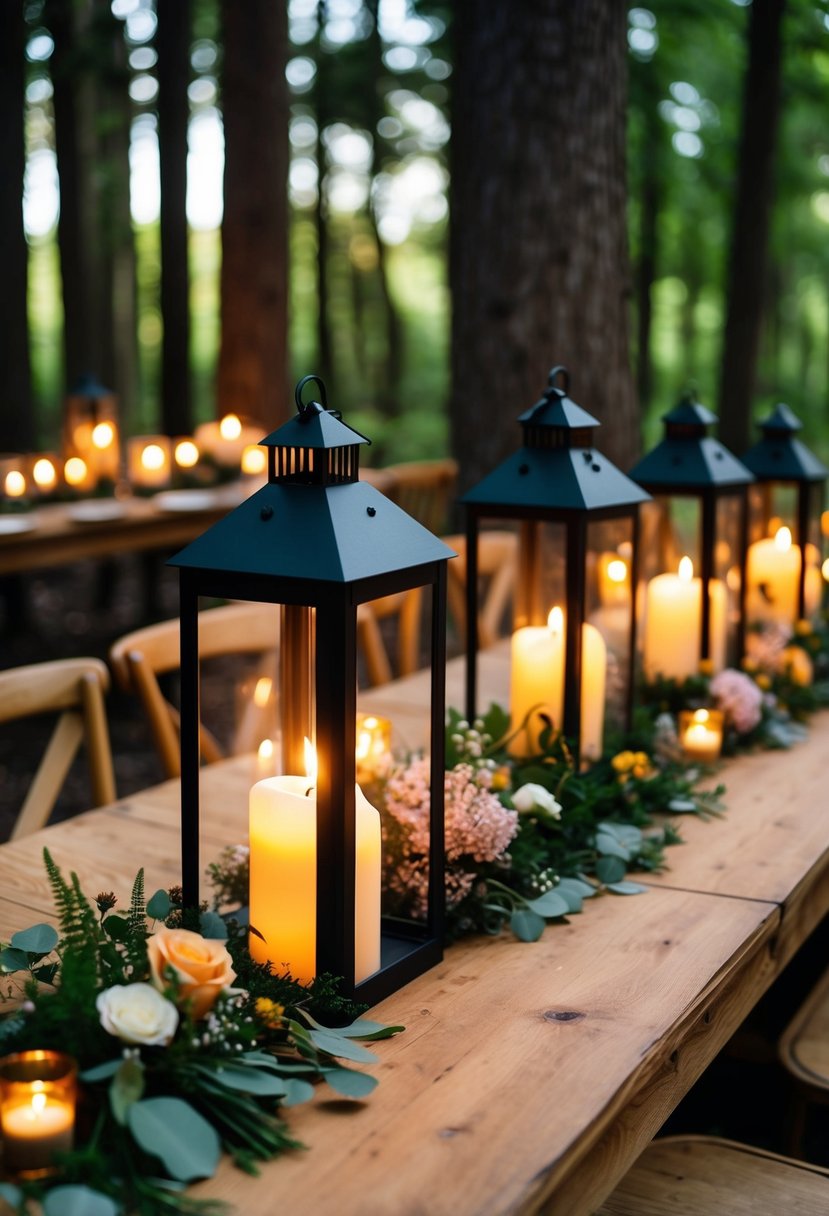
top-left (295, 373), bottom-right (328, 418)
top-left (547, 365), bottom-right (570, 394)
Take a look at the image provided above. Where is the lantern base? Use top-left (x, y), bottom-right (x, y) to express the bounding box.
top-left (354, 931), bottom-right (443, 1006)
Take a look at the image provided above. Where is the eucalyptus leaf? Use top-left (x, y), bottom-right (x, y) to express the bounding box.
top-left (324, 1067), bottom-right (378, 1099)
top-left (0, 1183), bottom-right (22, 1207)
top-left (128, 1097), bottom-right (220, 1182)
top-left (211, 1065), bottom-right (288, 1097)
top-left (81, 1058), bottom-right (122, 1083)
top-left (557, 877), bottom-right (597, 899)
top-left (283, 1078), bottom-right (316, 1107)
top-left (595, 855), bottom-right (627, 885)
top-left (607, 881), bottom-right (649, 895)
top-left (110, 1056), bottom-right (145, 1125)
top-left (525, 891), bottom-right (570, 919)
top-left (335, 1018), bottom-right (405, 1041)
top-left (43, 1186), bottom-right (119, 1216)
top-left (668, 798), bottom-right (698, 813)
top-left (146, 889), bottom-right (172, 920)
top-left (599, 823), bottom-right (643, 848)
top-left (199, 910), bottom-right (228, 940)
top-left (595, 832), bottom-right (630, 861)
top-left (307, 1029), bottom-right (379, 1064)
top-left (0, 947), bottom-right (30, 974)
top-left (10, 923), bottom-right (58, 955)
top-left (510, 907), bottom-right (546, 942)
top-left (552, 886), bottom-right (582, 914)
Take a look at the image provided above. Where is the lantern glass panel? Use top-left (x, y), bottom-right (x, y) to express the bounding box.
top-left (513, 518), bottom-right (567, 629)
top-left (639, 494), bottom-right (701, 585)
top-left (714, 492), bottom-right (743, 667)
top-left (586, 516), bottom-right (634, 733)
top-left (748, 481), bottom-right (798, 546)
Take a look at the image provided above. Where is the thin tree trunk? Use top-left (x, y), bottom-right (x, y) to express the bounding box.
top-left (313, 1), bottom-right (334, 387)
top-left (634, 85), bottom-right (663, 416)
top-left (450, 0), bottom-right (638, 490)
top-left (0, 1), bottom-right (34, 449)
top-left (157, 0), bottom-right (192, 435)
top-left (217, 0), bottom-right (288, 429)
top-left (717, 0), bottom-right (785, 453)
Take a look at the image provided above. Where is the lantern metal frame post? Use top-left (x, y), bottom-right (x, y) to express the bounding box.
top-left (461, 366), bottom-right (650, 760)
top-left (741, 403), bottom-right (828, 621)
top-left (172, 376), bottom-right (451, 1004)
top-left (629, 395), bottom-right (754, 669)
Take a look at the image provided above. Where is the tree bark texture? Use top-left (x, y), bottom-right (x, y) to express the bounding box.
top-left (158, 0), bottom-right (192, 435)
top-left (0, 1), bottom-right (34, 449)
top-left (717, 0), bottom-right (785, 454)
top-left (217, 0), bottom-right (288, 430)
top-left (450, 0), bottom-right (638, 492)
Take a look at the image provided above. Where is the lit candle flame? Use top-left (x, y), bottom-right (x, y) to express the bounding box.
top-left (32, 458), bottom-right (57, 489)
top-left (774, 526), bottom-right (792, 553)
top-left (31, 1091), bottom-right (47, 1116)
top-left (607, 558), bottom-right (627, 583)
top-left (174, 440), bottom-right (199, 468)
top-left (4, 470), bottom-right (26, 497)
top-left (547, 605), bottom-right (564, 633)
top-left (678, 556), bottom-right (693, 582)
top-left (253, 676), bottom-right (273, 709)
top-left (220, 413), bottom-right (242, 441)
top-left (692, 708), bottom-right (709, 724)
top-left (823, 557), bottom-right (829, 582)
top-left (258, 738), bottom-right (274, 762)
top-left (64, 456), bottom-right (88, 486)
top-left (241, 444), bottom-right (267, 475)
top-left (92, 421), bottom-right (115, 450)
top-left (141, 443), bottom-right (166, 471)
top-left (304, 736), bottom-right (317, 786)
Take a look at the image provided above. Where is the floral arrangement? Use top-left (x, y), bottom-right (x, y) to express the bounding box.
top-left (0, 852), bottom-right (400, 1215)
top-left (641, 614), bottom-right (829, 752)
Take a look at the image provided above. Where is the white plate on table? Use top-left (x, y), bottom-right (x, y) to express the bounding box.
top-left (153, 489), bottom-right (218, 513)
top-left (67, 500), bottom-right (127, 523)
top-left (0, 515), bottom-right (36, 535)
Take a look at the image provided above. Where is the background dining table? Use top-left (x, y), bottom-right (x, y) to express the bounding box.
top-left (1, 651), bottom-right (827, 1214)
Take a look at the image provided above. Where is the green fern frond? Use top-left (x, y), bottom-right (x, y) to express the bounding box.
top-left (129, 869), bottom-right (146, 932)
top-left (124, 868), bottom-right (149, 975)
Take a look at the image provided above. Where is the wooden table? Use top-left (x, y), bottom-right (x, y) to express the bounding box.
top-left (1, 657), bottom-right (828, 1214)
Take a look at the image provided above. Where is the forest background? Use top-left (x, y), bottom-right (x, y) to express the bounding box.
top-left (2, 0), bottom-right (829, 489)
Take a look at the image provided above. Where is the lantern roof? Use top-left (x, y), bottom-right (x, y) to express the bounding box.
top-left (68, 374), bottom-right (114, 400)
top-left (629, 392), bottom-right (753, 491)
top-left (170, 376), bottom-right (453, 584)
top-left (462, 366), bottom-right (650, 514)
top-left (741, 404), bottom-right (828, 483)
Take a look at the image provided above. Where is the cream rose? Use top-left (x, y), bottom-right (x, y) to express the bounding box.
top-left (512, 782), bottom-right (562, 821)
top-left (97, 982), bottom-right (179, 1046)
top-left (147, 928), bottom-right (235, 1020)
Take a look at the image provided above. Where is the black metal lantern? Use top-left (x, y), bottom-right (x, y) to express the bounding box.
top-left (169, 375), bottom-right (452, 1004)
top-left (741, 404), bottom-right (827, 628)
top-left (461, 366), bottom-right (650, 763)
top-left (628, 392), bottom-right (753, 682)
top-left (62, 375), bottom-right (120, 486)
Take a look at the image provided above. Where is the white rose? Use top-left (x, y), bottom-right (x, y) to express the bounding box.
top-left (97, 982), bottom-right (179, 1047)
top-left (512, 782), bottom-right (562, 821)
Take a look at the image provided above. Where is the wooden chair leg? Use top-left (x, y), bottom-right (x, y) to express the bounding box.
top-left (11, 712), bottom-right (84, 840)
top-left (80, 673), bottom-right (116, 807)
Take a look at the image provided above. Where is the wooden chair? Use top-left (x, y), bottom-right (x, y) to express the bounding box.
top-left (357, 589), bottom-right (423, 687)
top-left (0, 658), bottom-right (116, 840)
top-left (597, 1135), bottom-right (829, 1215)
top-left (109, 602), bottom-right (281, 780)
top-left (442, 530), bottom-right (516, 648)
top-left (779, 964), bottom-right (829, 1154)
top-left (383, 458), bottom-right (459, 534)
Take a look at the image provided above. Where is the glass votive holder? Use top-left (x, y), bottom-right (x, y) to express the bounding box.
top-left (0, 1050), bottom-right (77, 1178)
top-left (355, 713), bottom-right (393, 786)
top-left (679, 707), bottom-right (724, 763)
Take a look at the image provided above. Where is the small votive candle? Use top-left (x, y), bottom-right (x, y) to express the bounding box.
top-left (355, 713), bottom-right (392, 785)
top-left (0, 1050), bottom-right (77, 1178)
top-left (679, 708), bottom-right (723, 763)
top-left (128, 436), bottom-right (172, 489)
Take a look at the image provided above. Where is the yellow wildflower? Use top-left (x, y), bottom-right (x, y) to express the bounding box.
top-left (795, 619), bottom-right (813, 637)
top-left (780, 646), bottom-right (814, 687)
top-left (490, 766), bottom-right (511, 791)
top-left (611, 751), bottom-right (635, 773)
top-left (741, 656), bottom-right (758, 674)
top-left (255, 997), bottom-right (285, 1029)
top-left (755, 673), bottom-right (772, 691)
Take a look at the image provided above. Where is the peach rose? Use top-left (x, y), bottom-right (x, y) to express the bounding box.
top-left (147, 927), bottom-right (235, 1020)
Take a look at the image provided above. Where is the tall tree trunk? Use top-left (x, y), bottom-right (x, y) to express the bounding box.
top-left (450, 0), bottom-right (638, 491)
top-left (0, 1), bottom-right (34, 450)
top-left (717, 0), bottom-right (785, 453)
top-left (217, 0), bottom-right (288, 429)
top-left (313, 2), bottom-right (334, 388)
top-left (633, 77), bottom-right (664, 418)
top-left (157, 0), bottom-right (192, 435)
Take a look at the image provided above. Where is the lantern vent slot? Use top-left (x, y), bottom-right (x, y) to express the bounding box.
top-left (523, 425), bottom-right (593, 450)
top-left (270, 442), bottom-right (361, 486)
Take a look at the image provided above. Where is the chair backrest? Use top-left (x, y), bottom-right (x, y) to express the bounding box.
top-left (443, 530), bottom-right (517, 649)
top-left (109, 601), bottom-right (281, 780)
top-left (383, 458), bottom-right (459, 534)
top-left (0, 657), bottom-right (116, 839)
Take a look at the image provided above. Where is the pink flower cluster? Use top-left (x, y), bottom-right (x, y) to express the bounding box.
top-left (745, 623), bottom-right (789, 671)
top-left (710, 667), bottom-right (764, 734)
top-left (383, 759), bottom-right (518, 918)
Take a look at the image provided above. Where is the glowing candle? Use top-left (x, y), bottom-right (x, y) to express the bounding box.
top-left (31, 457), bottom-right (57, 494)
top-left (174, 439), bottom-right (200, 470)
top-left (355, 713), bottom-right (392, 784)
top-left (196, 415), bottom-right (262, 469)
top-left (643, 557), bottom-right (726, 681)
top-left (746, 526), bottom-right (801, 627)
top-left (679, 708), bottom-right (723, 763)
top-left (63, 456), bottom-right (95, 491)
top-left (88, 419), bottom-right (120, 481)
top-left (510, 607), bottom-right (606, 760)
top-left (0, 1052), bottom-right (76, 1177)
top-left (248, 739), bottom-right (381, 985)
top-left (128, 436), bottom-right (172, 489)
top-left (4, 469), bottom-right (27, 499)
top-left (241, 444), bottom-right (267, 477)
top-left (597, 553), bottom-right (629, 606)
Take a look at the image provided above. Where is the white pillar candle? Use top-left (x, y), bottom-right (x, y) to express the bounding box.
top-left (248, 744), bottom-right (381, 985)
top-left (643, 557), bottom-right (726, 681)
top-left (746, 526), bottom-right (800, 627)
top-left (510, 606), bottom-right (606, 760)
